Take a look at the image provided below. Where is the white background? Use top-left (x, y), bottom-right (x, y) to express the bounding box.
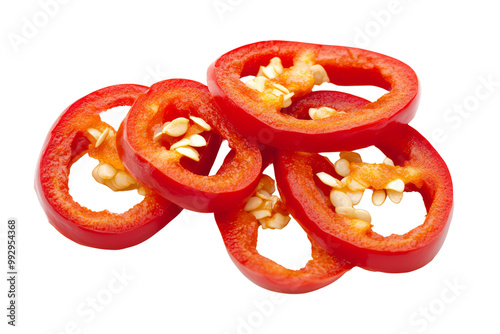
top-left (1, 0), bottom-right (499, 333)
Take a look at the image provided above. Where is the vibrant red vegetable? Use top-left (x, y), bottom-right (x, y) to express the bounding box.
top-left (35, 84), bottom-right (185, 249)
top-left (207, 40), bottom-right (419, 151)
top-left (34, 40), bottom-right (453, 293)
top-left (215, 166), bottom-right (353, 293)
top-left (274, 91), bottom-right (453, 272)
top-left (216, 208), bottom-right (353, 293)
top-left (117, 79), bottom-right (262, 213)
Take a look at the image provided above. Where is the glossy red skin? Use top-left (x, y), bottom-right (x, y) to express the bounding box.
top-left (35, 84), bottom-right (183, 250)
top-left (215, 203), bottom-right (353, 294)
top-left (213, 151), bottom-right (352, 293)
top-left (274, 123), bottom-right (453, 273)
top-left (207, 40), bottom-right (419, 152)
top-left (117, 79), bottom-right (262, 213)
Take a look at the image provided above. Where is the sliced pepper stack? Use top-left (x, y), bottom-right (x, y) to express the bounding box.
top-left (35, 40), bottom-right (453, 293)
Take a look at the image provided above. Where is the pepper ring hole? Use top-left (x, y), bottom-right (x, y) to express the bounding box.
top-left (99, 105), bottom-right (131, 130)
top-left (69, 155), bottom-right (144, 214)
top-left (256, 165), bottom-right (312, 270)
top-left (319, 146), bottom-right (427, 237)
top-left (312, 81), bottom-right (388, 103)
top-left (206, 139), bottom-right (231, 176)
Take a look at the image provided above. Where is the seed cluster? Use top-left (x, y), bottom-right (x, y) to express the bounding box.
top-left (86, 127), bottom-right (143, 193)
top-left (91, 162), bottom-right (141, 192)
top-left (243, 175), bottom-right (291, 230)
top-left (317, 151), bottom-right (406, 231)
top-left (153, 115), bottom-right (212, 162)
top-left (244, 57), bottom-right (330, 108)
top-left (88, 113), bottom-right (212, 192)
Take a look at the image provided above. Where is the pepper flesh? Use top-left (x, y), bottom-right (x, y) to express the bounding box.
top-left (35, 84), bottom-right (184, 250)
top-left (117, 79), bottom-right (262, 213)
top-left (274, 121), bottom-right (453, 273)
top-left (207, 40), bottom-right (419, 152)
top-left (215, 182), bottom-right (353, 294)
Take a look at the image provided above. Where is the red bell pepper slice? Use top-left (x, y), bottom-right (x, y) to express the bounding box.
top-left (207, 40), bottom-right (419, 152)
top-left (216, 208), bottom-right (353, 293)
top-left (117, 79), bottom-right (262, 213)
top-left (215, 170), bottom-right (353, 293)
top-left (35, 84), bottom-right (189, 250)
top-left (273, 93), bottom-right (453, 272)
